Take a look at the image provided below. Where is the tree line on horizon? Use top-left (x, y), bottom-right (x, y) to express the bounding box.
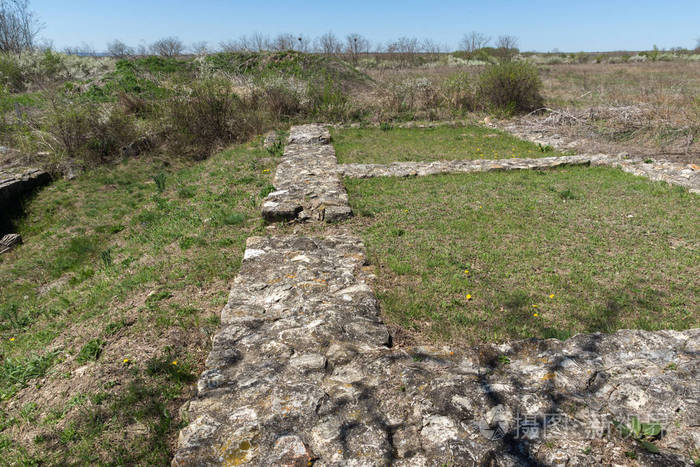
top-left (2, 0), bottom-right (700, 60)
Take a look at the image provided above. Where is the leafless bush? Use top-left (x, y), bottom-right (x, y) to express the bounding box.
top-left (43, 97), bottom-right (137, 164)
top-left (191, 41), bottom-right (208, 55)
top-left (386, 37), bottom-right (420, 65)
top-left (495, 35), bottom-right (519, 62)
top-left (0, 0), bottom-right (41, 52)
top-left (272, 33), bottom-right (297, 51)
top-left (459, 32), bottom-right (490, 54)
top-left (106, 39), bottom-right (133, 58)
top-left (150, 37), bottom-right (184, 57)
top-left (441, 72), bottom-right (476, 111)
top-left (383, 77), bottom-right (440, 115)
top-left (317, 31), bottom-right (342, 55)
top-left (345, 33), bottom-right (370, 64)
top-left (165, 78), bottom-right (265, 157)
top-left (118, 91), bottom-right (150, 117)
top-left (421, 38), bottom-right (443, 61)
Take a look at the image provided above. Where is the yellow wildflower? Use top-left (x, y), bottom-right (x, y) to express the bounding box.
top-left (172, 360), bottom-right (178, 365)
top-left (464, 269), bottom-right (469, 275)
top-left (466, 294), bottom-right (472, 300)
top-left (533, 313), bottom-right (539, 317)
top-left (532, 304), bottom-right (538, 308)
top-left (9, 337), bottom-right (15, 342)
top-left (549, 294), bottom-right (555, 299)
top-left (123, 358), bottom-right (129, 364)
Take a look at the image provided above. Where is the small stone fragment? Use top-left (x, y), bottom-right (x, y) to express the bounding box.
top-left (0, 233), bottom-right (21, 254)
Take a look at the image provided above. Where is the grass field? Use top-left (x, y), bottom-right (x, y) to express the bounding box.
top-left (0, 142), bottom-right (275, 463)
top-left (345, 167), bottom-right (699, 344)
top-left (331, 125), bottom-right (565, 164)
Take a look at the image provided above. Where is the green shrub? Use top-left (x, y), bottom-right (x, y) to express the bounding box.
top-left (0, 54), bottom-right (24, 91)
top-left (477, 61), bottom-right (543, 113)
top-left (44, 98), bottom-right (137, 164)
top-left (165, 77), bottom-right (264, 157)
top-left (261, 82), bottom-right (303, 119)
top-left (308, 78), bottom-right (349, 121)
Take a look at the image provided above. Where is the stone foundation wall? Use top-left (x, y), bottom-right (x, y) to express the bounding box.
top-left (0, 167), bottom-right (50, 213)
top-left (175, 124), bottom-right (699, 466)
top-left (262, 125), bottom-right (352, 223)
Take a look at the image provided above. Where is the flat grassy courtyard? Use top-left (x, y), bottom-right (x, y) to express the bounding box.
top-left (345, 166), bottom-right (699, 345)
top-left (331, 124), bottom-right (566, 164)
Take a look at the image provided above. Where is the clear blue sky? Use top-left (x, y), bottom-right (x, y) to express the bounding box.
top-left (32, 0), bottom-right (700, 52)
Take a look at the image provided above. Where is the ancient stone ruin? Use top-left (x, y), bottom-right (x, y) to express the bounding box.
top-left (174, 124), bottom-right (699, 466)
top-left (0, 166), bottom-right (50, 214)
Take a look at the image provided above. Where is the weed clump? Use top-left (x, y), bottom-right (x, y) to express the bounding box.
top-left (478, 61), bottom-right (543, 113)
top-left (164, 77), bottom-right (264, 158)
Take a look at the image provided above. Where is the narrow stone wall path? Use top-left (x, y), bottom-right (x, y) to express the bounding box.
top-left (174, 235), bottom-right (699, 466)
top-left (338, 154), bottom-right (605, 179)
top-left (262, 125), bottom-right (352, 222)
top-left (175, 124), bottom-right (699, 466)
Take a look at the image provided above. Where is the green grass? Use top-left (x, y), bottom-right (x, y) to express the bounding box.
top-left (0, 140), bottom-right (276, 463)
top-left (345, 167), bottom-right (699, 344)
top-left (332, 125), bottom-right (565, 164)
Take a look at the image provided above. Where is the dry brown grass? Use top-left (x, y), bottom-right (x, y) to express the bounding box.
top-left (362, 61), bottom-right (700, 161)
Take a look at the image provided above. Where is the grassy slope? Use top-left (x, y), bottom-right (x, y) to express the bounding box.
top-left (0, 142), bottom-right (276, 464)
top-left (331, 125), bottom-right (565, 164)
top-left (345, 167), bottom-right (699, 345)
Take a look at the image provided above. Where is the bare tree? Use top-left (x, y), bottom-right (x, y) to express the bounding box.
top-left (389, 36), bottom-right (420, 64)
top-left (107, 39), bottom-right (134, 58)
top-left (459, 31), bottom-right (490, 54)
top-left (135, 41), bottom-right (148, 56)
top-left (0, 0), bottom-right (42, 52)
top-left (250, 32), bottom-right (269, 51)
top-left (191, 41), bottom-right (208, 55)
top-left (295, 34), bottom-right (311, 52)
top-left (150, 36), bottom-right (184, 57)
top-left (345, 33), bottom-right (369, 64)
top-left (317, 31), bottom-right (342, 55)
top-left (696, 37), bottom-right (700, 52)
top-left (272, 33), bottom-right (296, 51)
top-left (421, 38), bottom-right (442, 61)
top-left (219, 39), bottom-right (242, 52)
top-left (495, 35), bottom-right (519, 61)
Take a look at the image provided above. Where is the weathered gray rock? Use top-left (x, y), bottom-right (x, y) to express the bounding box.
top-left (592, 157), bottom-right (700, 194)
top-left (338, 154), bottom-right (605, 179)
top-left (499, 122), bottom-right (700, 194)
top-left (174, 235), bottom-right (699, 466)
top-left (338, 153), bottom-right (699, 193)
top-left (0, 233), bottom-right (21, 254)
top-left (0, 166), bottom-right (50, 212)
top-left (261, 125), bottom-right (352, 223)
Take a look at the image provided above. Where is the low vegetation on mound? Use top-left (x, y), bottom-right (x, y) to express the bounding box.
top-left (332, 124), bottom-right (563, 164)
top-left (0, 50), bottom-right (373, 174)
top-left (0, 140), bottom-right (277, 464)
top-left (346, 167), bottom-right (699, 344)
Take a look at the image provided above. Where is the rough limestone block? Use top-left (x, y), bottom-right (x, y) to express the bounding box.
top-left (174, 235), bottom-right (700, 465)
top-left (261, 124), bottom-right (353, 223)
